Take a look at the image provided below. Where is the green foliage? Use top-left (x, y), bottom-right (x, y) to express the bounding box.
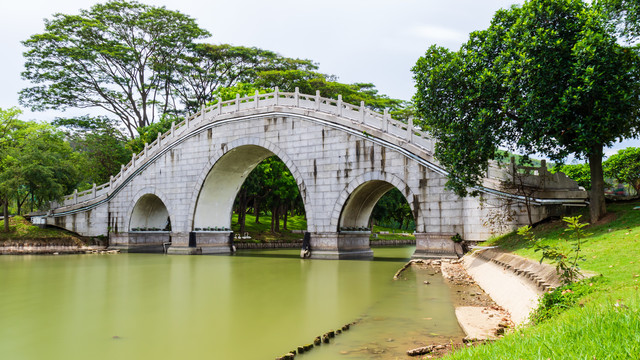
top-left (447, 202), bottom-right (640, 359)
top-left (174, 44), bottom-right (317, 114)
top-left (529, 278), bottom-right (600, 324)
top-left (552, 163), bottom-right (592, 189)
top-left (0, 109), bottom-right (79, 214)
top-left (519, 216), bottom-right (591, 285)
top-left (20, 0), bottom-right (210, 137)
top-left (53, 116), bottom-right (131, 187)
top-left (0, 216), bottom-right (85, 245)
top-left (598, 0), bottom-right (640, 41)
top-left (208, 83), bottom-right (272, 104)
top-left (412, 0), bottom-right (640, 221)
top-left (604, 147), bottom-right (640, 193)
top-left (125, 113), bottom-right (178, 153)
top-left (254, 69), bottom-right (410, 118)
top-left (370, 188), bottom-right (415, 230)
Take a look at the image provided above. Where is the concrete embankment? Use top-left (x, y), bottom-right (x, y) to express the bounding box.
top-left (461, 249), bottom-right (562, 326)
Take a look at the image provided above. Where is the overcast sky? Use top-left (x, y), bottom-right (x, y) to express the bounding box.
top-left (1, 0), bottom-right (637, 158)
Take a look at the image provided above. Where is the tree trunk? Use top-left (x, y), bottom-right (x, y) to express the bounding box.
top-left (3, 199), bottom-right (8, 233)
top-left (283, 204), bottom-right (288, 231)
top-left (254, 198), bottom-right (261, 224)
top-left (588, 144), bottom-right (607, 223)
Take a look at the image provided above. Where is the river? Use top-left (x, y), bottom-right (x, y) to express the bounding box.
top-left (0, 247), bottom-right (464, 359)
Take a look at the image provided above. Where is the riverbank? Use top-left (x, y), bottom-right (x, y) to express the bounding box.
top-left (441, 201), bottom-right (640, 359)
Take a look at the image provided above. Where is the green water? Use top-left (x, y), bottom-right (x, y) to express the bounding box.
top-left (0, 247), bottom-right (464, 359)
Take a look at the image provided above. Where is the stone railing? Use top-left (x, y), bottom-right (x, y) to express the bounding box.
top-left (50, 88), bottom-right (435, 209)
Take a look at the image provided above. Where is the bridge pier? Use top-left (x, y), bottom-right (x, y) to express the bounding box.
top-left (109, 231), bottom-right (170, 253)
top-left (309, 232), bottom-right (374, 260)
top-left (412, 232), bottom-right (459, 259)
top-left (166, 231), bottom-right (233, 255)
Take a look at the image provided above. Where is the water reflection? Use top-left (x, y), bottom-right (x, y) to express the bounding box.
top-left (0, 247), bottom-right (463, 360)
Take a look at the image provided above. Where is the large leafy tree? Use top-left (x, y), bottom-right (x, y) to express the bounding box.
top-left (0, 111), bottom-right (79, 223)
top-left (604, 147), bottom-right (640, 193)
top-left (20, 0), bottom-right (210, 138)
top-left (413, 0), bottom-right (640, 222)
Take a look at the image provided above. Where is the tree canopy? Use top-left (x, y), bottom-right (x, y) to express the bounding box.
top-left (20, 0), bottom-right (210, 137)
top-left (604, 147), bottom-right (640, 193)
top-left (0, 108), bottom-right (79, 225)
top-left (412, 0), bottom-right (640, 221)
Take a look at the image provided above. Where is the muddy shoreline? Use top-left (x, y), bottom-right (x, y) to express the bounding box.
top-left (397, 259), bottom-right (514, 358)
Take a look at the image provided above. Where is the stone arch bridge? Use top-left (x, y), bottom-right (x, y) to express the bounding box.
top-left (46, 89), bottom-right (587, 259)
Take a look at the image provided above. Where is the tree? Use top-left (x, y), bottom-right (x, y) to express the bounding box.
top-left (413, 0), bottom-right (640, 222)
top-left (53, 116), bottom-right (131, 187)
top-left (172, 44), bottom-right (317, 114)
top-left (0, 114), bottom-right (79, 220)
top-left (598, 0), bottom-right (640, 41)
top-left (0, 108), bottom-right (22, 231)
top-left (604, 147), bottom-right (640, 193)
top-left (552, 163), bottom-right (592, 190)
top-left (20, 0), bottom-right (210, 138)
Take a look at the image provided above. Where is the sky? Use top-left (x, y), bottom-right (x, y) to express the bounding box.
top-left (1, 0), bottom-right (638, 159)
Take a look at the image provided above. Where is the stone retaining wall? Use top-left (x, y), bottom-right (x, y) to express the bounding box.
top-left (472, 249), bottom-right (562, 292)
top-left (0, 245), bottom-right (84, 255)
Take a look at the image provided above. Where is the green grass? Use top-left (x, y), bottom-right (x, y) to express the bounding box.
top-left (0, 216), bottom-right (85, 245)
top-left (443, 201), bottom-right (640, 359)
top-left (370, 224), bottom-right (415, 241)
top-left (231, 213), bottom-right (307, 242)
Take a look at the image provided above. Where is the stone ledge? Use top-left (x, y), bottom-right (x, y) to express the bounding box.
top-left (471, 249), bottom-right (562, 292)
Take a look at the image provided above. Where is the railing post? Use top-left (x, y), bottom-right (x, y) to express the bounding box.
top-left (218, 97), bottom-right (223, 115)
top-left (337, 95), bottom-right (342, 116)
top-left (171, 122), bottom-right (175, 137)
top-left (255, 90), bottom-right (259, 108)
top-left (360, 101), bottom-right (365, 124)
top-left (110, 175), bottom-right (114, 188)
top-left (236, 93), bottom-right (241, 111)
top-left (406, 116), bottom-right (414, 142)
top-left (383, 108), bottom-right (389, 132)
top-left (132, 153), bottom-right (136, 168)
top-left (201, 104), bottom-right (206, 122)
top-left (157, 132), bottom-right (162, 147)
top-left (73, 189), bottom-right (78, 204)
top-left (275, 86), bottom-right (279, 106)
top-left (295, 87), bottom-right (300, 107)
top-left (186, 114), bottom-right (190, 128)
top-left (315, 90), bottom-right (320, 110)
top-left (92, 183), bottom-right (96, 197)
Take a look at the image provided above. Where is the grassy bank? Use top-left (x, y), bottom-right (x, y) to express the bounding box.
top-left (444, 202), bottom-right (640, 359)
top-left (0, 216), bottom-right (85, 246)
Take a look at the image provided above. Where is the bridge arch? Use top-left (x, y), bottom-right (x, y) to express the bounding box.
top-left (127, 188), bottom-right (173, 231)
top-left (187, 137), bottom-right (311, 230)
top-left (330, 171), bottom-right (420, 231)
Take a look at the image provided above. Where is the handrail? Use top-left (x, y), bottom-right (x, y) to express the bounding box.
top-left (48, 89), bottom-right (444, 208)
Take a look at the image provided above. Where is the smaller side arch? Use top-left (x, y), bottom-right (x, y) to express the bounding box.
top-left (329, 171), bottom-right (422, 231)
top-left (126, 187), bottom-right (174, 231)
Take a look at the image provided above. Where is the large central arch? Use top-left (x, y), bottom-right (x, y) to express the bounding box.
top-left (168, 137), bottom-right (310, 254)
